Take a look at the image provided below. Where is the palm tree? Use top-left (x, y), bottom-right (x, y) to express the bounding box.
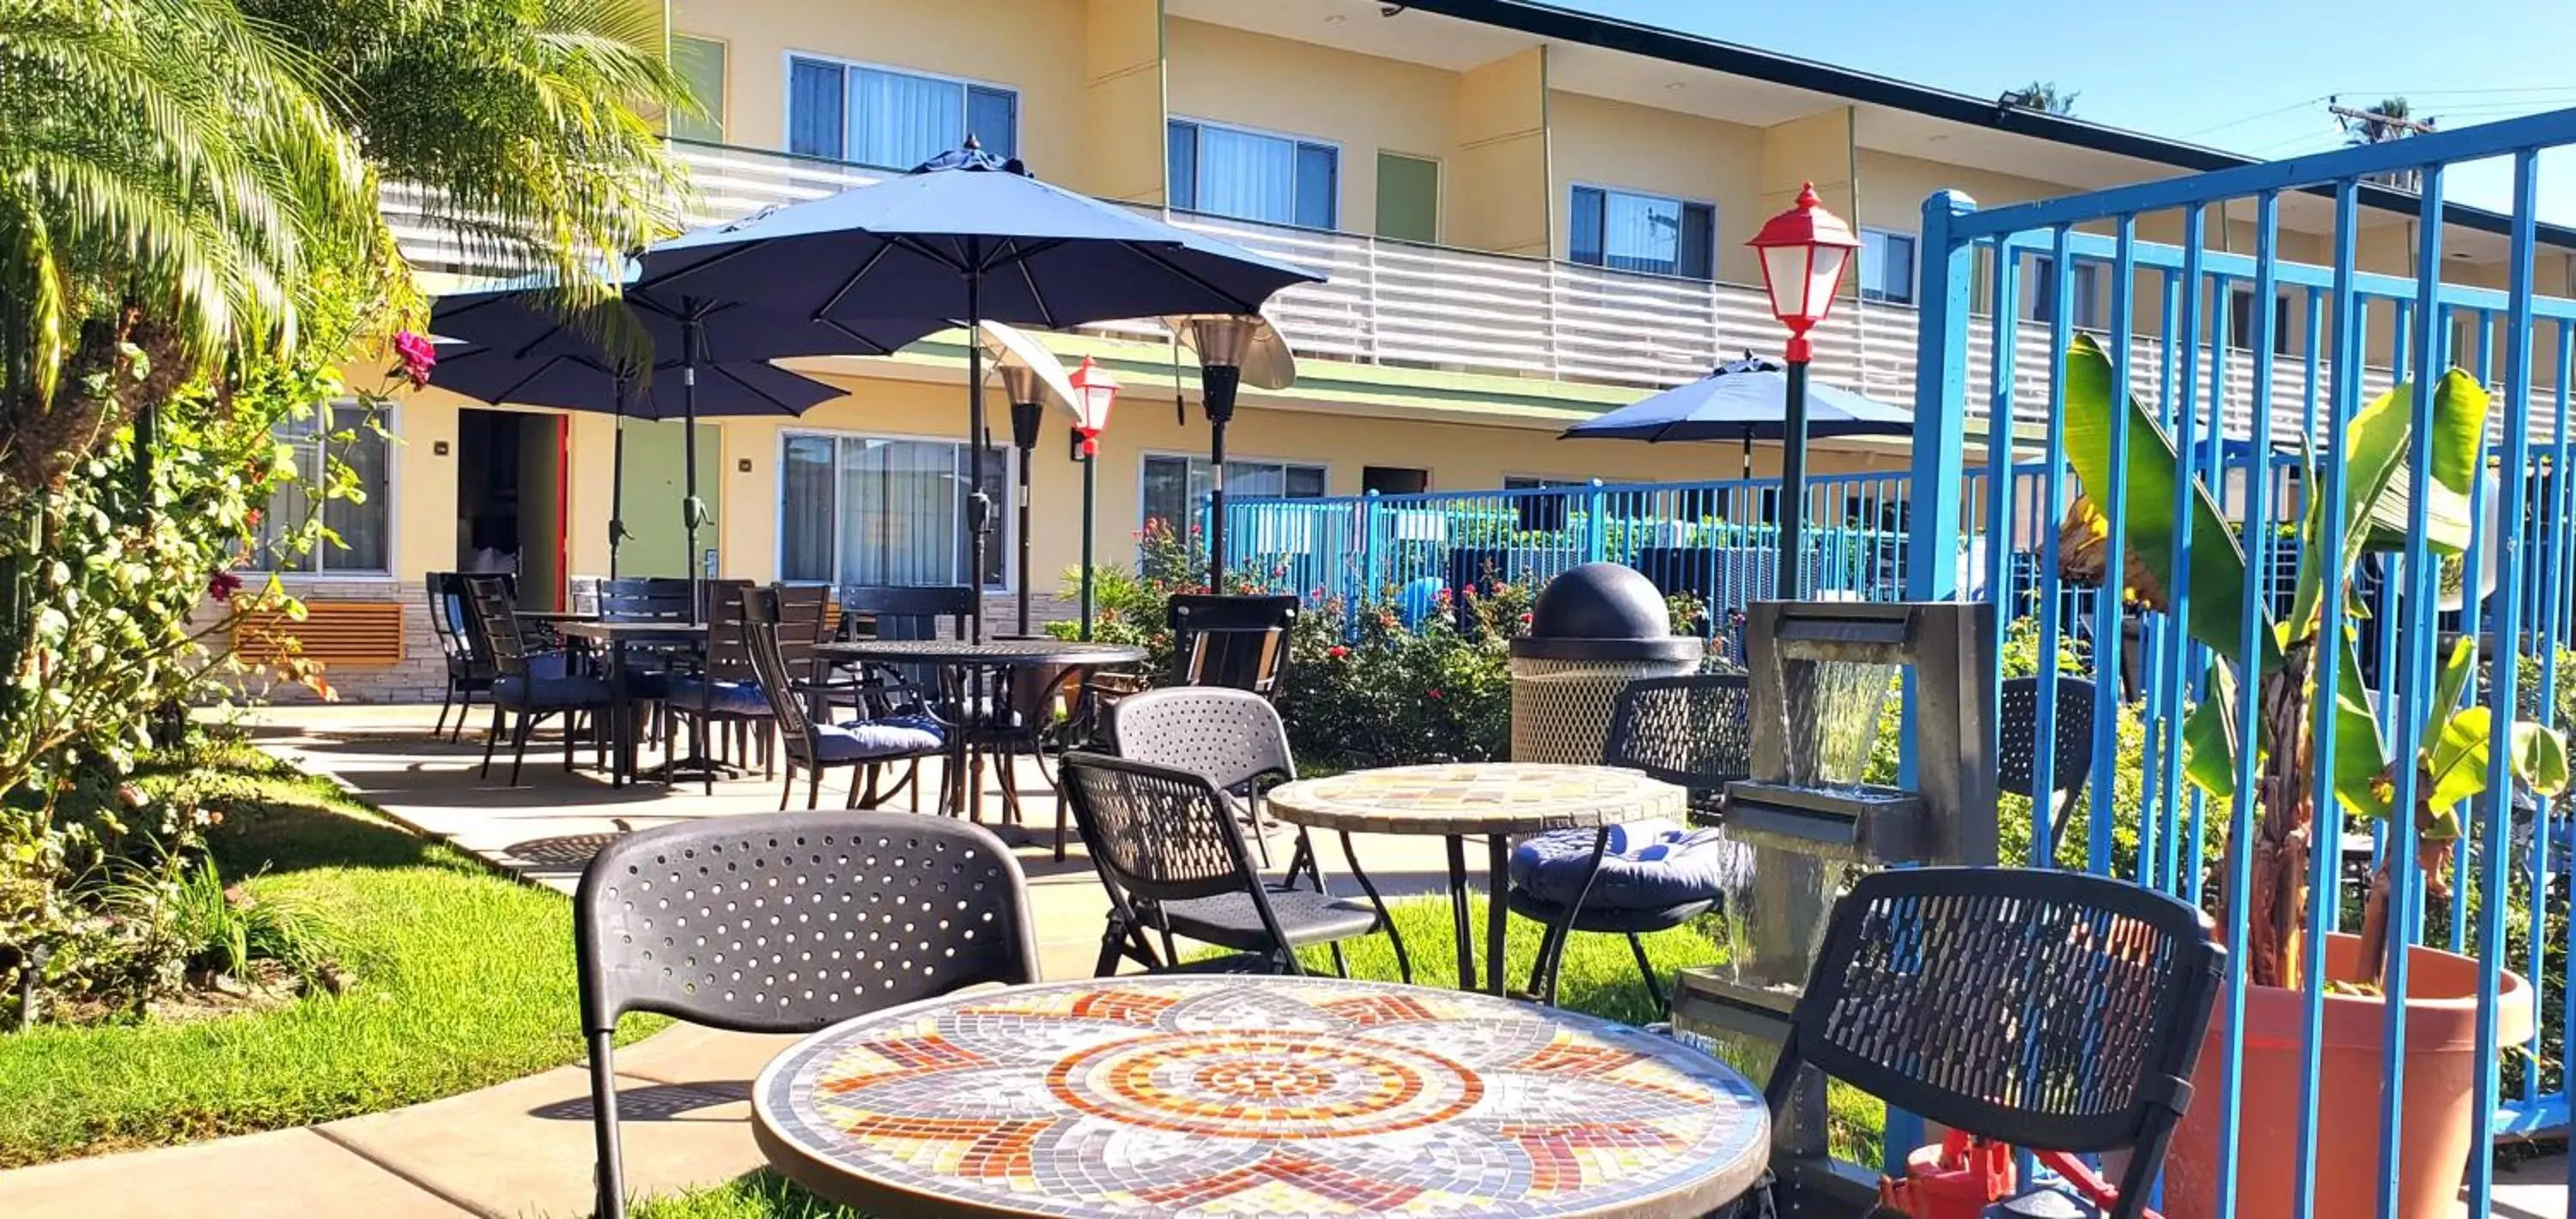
top-left (2342, 95), bottom-right (2432, 145)
top-left (2003, 81), bottom-right (2079, 117)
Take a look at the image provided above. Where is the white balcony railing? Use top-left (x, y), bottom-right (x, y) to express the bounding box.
top-left (387, 141), bottom-right (2561, 444)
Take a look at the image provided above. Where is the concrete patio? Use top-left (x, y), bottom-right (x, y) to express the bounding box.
top-left (0, 703), bottom-right (2564, 1218)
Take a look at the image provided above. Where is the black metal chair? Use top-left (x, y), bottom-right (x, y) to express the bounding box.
top-left (2000, 674), bottom-right (2099, 864)
top-left (573, 811), bottom-right (1039, 1219)
top-left (744, 586), bottom-right (945, 810)
top-left (426, 571), bottom-right (514, 742)
top-left (832, 584), bottom-right (976, 715)
top-left (1758, 866), bottom-right (2224, 1219)
top-left (1168, 594), bottom-right (1300, 696)
top-left (1512, 673), bottom-right (1754, 1008)
top-left (664, 579), bottom-right (765, 794)
top-left (597, 576), bottom-right (693, 622)
top-left (462, 576), bottom-right (612, 785)
top-left (1059, 753), bottom-right (1401, 979)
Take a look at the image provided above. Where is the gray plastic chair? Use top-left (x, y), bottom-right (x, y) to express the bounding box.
top-left (1059, 753), bottom-right (1404, 980)
top-left (1999, 675), bottom-right (2098, 864)
top-left (573, 812), bottom-right (1038, 1219)
top-left (1109, 686), bottom-right (1298, 869)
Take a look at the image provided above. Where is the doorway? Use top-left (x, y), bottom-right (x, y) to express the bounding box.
top-left (455, 408), bottom-right (569, 609)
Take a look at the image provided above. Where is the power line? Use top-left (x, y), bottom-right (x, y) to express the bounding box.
top-left (2177, 95), bottom-right (2332, 139)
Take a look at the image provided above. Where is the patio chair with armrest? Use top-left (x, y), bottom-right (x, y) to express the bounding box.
top-left (1756, 865), bottom-right (2223, 1219)
top-left (573, 811), bottom-right (1039, 1219)
top-left (1166, 594), bottom-right (1300, 696)
top-left (1510, 673), bottom-right (1755, 1009)
top-left (1109, 686), bottom-right (1308, 870)
top-left (743, 586), bottom-right (945, 810)
top-left (830, 584), bottom-right (975, 719)
top-left (1058, 753), bottom-right (1401, 979)
top-left (461, 576), bottom-right (613, 785)
top-left (426, 570), bottom-right (517, 743)
top-left (663, 579), bottom-right (764, 794)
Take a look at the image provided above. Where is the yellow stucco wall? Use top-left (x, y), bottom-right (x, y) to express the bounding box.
top-left (1451, 46), bottom-right (1550, 257)
top-left (1084, 0), bottom-right (1166, 204)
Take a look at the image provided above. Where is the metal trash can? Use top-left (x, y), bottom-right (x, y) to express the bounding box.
top-left (1510, 562), bottom-right (1703, 764)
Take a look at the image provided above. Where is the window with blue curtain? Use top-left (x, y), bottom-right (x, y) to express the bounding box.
top-left (1568, 185), bottom-right (1714, 280)
top-left (1165, 120), bottom-right (1337, 229)
top-left (780, 433), bottom-right (1011, 590)
top-left (785, 58), bottom-right (1018, 168)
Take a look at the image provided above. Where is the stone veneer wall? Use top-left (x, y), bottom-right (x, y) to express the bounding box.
top-left (198, 585), bottom-right (1087, 705)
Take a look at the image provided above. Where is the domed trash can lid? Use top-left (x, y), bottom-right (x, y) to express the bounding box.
top-left (1511, 562), bottom-right (1703, 662)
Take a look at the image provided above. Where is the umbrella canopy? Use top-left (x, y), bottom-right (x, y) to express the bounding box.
top-left (430, 270), bottom-right (938, 373)
top-left (630, 141), bottom-right (1321, 640)
top-left (1559, 356), bottom-right (1912, 445)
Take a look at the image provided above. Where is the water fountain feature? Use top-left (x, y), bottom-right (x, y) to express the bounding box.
top-left (1671, 599), bottom-right (1996, 1211)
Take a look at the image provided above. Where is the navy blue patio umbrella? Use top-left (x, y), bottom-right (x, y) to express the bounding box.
top-left (429, 318), bottom-right (852, 579)
top-left (631, 140), bottom-right (1321, 639)
top-left (1560, 355), bottom-right (1914, 481)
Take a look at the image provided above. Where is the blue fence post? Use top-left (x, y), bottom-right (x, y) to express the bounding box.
top-left (1357, 489), bottom-right (1382, 620)
top-left (1584, 479), bottom-right (1607, 563)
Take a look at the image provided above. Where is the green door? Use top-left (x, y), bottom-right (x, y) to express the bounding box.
top-left (1375, 152), bottom-right (1439, 245)
top-left (613, 420), bottom-right (722, 577)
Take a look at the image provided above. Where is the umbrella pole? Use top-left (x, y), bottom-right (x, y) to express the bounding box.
top-left (609, 376), bottom-right (627, 580)
top-left (682, 314), bottom-right (704, 624)
top-left (1741, 431), bottom-right (1753, 482)
top-left (1776, 356), bottom-right (1810, 602)
top-left (964, 269), bottom-right (987, 643)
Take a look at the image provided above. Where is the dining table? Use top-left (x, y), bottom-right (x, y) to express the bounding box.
top-left (752, 973), bottom-right (1771, 1219)
top-left (554, 618), bottom-right (704, 786)
top-left (1264, 763), bottom-right (1688, 998)
top-left (809, 638), bottom-right (1146, 830)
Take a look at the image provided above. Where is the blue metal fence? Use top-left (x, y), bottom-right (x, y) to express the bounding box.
top-left (1911, 109), bottom-right (2576, 1219)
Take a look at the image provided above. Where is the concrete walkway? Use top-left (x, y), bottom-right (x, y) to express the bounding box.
top-left (0, 704), bottom-right (2567, 1217)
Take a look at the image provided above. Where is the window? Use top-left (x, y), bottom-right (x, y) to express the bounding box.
top-left (786, 58), bottom-right (1017, 167)
top-left (670, 35), bottom-right (726, 143)
top-left (1569, 185), bottom-right (1715, 280)
top-left (1375, 152), bottom-right (1440, 244)
top-left (1858, 229), bottom-right (1915, 305)
top-left (2023, 256), bottom-right (2103, 330)
top-left (1362, 466), bottom-right (1429, 495)
top-left (778, 433), bottom-right (1012, 590)
top-left (2227, 286), bottom-right (2297, 355)
top-left (1141, 455), bottom-right (1326, 535)
top-left (1167, 120), bottom-right (1337, 229)
top-left (253, 404), bottom-right (390, 574)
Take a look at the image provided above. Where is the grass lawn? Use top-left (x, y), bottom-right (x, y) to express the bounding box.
top-left (632, 895), bottom-right (1884, 1219)
top-left (0, 741), bottom-right (653, 1167)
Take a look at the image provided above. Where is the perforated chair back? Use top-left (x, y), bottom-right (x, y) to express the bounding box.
top-left (1109, 687), bottom-right (1296, 792)
top-left (1601, 674), bottom-right (1753, 820)
top-left (1168, 595), bottom-right (1299, 694)
top-left (1058, 753), bottom-right (1267, 905)
top-left (2000, 675), bottom-right (2099, 858)
top-left (1765, 866), bottom-right (2222, 1219)
top-left (599, 577), bottom-right (693, 622)
top-left (461, 576), bottom-right (536, 681)
top-left (838, 585), bottom-right (975, 641)
top-left (574, 811), bottom-right (1040, 1035)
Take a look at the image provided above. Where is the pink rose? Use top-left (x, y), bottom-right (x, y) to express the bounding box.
top-left (393, 331), bottom-right (436, 389)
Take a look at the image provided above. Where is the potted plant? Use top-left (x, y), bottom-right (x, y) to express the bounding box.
top-left (2052, 333), bottom-right (2567, 1219)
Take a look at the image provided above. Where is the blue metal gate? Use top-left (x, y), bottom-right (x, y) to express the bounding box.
top-left (1907, 110), bottom-right (2576, 1217)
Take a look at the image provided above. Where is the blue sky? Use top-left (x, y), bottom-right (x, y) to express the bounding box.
top-left (1558, 0), bottom-right (2576, 224)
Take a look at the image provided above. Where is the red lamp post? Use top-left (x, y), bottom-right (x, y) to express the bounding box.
top-left (1066, 356), bottom-right (1121, 639)
top-left (1747, 181), bottom-right (1860, 601)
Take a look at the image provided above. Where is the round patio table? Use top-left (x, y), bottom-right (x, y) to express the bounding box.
top-left (1265, 763), bottom-right (1686, 998)
top-left (753, 973), bottom-right (1770, 1219)
top-left (809, 639), bottom-right (1147, 833)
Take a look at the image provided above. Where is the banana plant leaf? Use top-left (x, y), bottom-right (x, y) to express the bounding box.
top-left (2183, 663), bottom-right (2243, 801)
top-left (2362, 370), bottom-right (2489, 555)
top-left (2061, 335), bottom-right (2280, 671)
top-left (2288, 380), bottom-right (2419, 638)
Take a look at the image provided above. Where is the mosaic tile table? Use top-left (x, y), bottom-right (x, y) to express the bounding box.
top-left (1266, 764), bottom-right (1687, 996)
top-left (753, 975), bottom-right (1769, 1218)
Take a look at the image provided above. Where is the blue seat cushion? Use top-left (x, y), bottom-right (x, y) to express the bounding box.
top-left (667, 677), bottom-right (771, 717)
top-left (813, 714), bottom-right (945, 762)
top-left (1508, 820), bottom-right (1751, 911)
top-left (493, 672), bottom-right (614, 710)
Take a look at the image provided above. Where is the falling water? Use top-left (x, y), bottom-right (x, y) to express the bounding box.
top-left (1783, 660), bottom-right (1898, 789)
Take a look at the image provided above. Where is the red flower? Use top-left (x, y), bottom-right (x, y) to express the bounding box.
top-left (1425, 688), bottom-right (1443, 700)
top-left (1327, 645), bottom-right (1349, 659)
top-left (244, 507), bottom-right (263, 529)
top-left (392, 331), bottom-right (436, 389)
top-left (209, 570), bottom-right (243, 602)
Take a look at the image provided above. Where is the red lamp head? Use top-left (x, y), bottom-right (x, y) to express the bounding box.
top-left (1066, 355), bottom-right (1121, 456)
top-left (1747, 182), bottom-right (1861, 361)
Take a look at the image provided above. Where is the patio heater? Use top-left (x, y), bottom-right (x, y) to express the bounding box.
top-left (980, 323), bottom-right (1078, 637)
top-left (1163, 313), bottom-right (1296, 588)
top-left (1747, 183), bottom-right (1859, 601)
top-left (1066, 356), bottom-right (1121, 640)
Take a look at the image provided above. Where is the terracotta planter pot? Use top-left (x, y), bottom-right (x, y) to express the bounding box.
top-left (2165, 932), bottom-right (2530, 1219)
